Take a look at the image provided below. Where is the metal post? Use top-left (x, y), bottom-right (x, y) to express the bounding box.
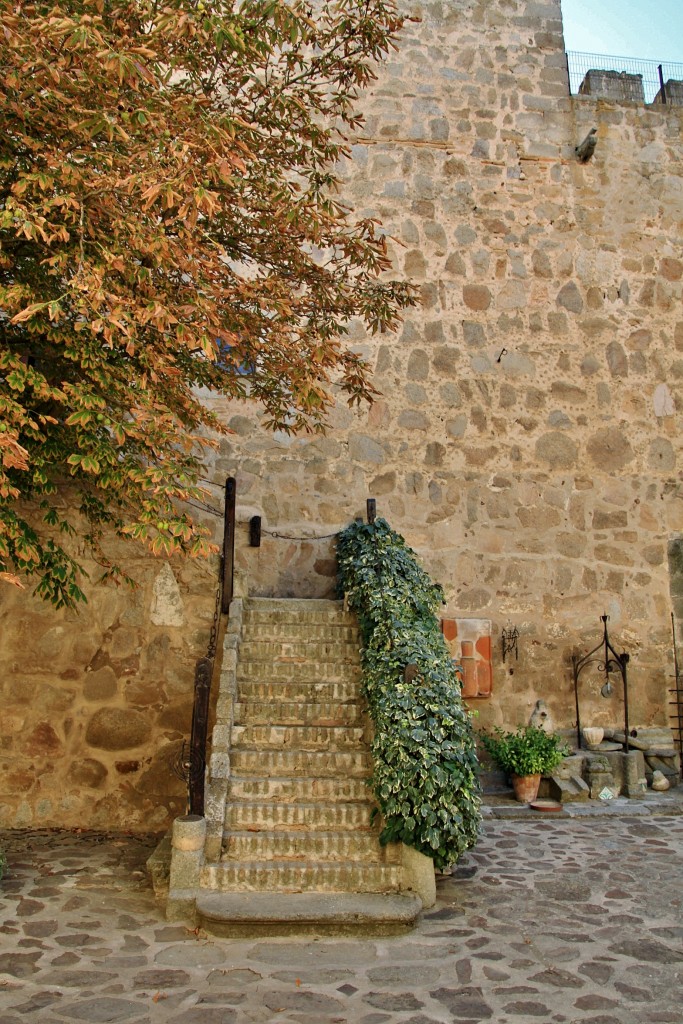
top-left (671, 613), bottom-right (683, 758)
top-left (188, 657), bottom-right (212, 815)
top-left (221, 476), bottom-right (236, 614)
top-left (658, 64), bottom-right (667, 104)
top-left (367, 498), bottom-right (376, 524)
top-left (249, 515), bottom-right (261, 547)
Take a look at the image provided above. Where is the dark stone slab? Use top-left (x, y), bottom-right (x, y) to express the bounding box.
top-left (271, 969), bottom-right (352, 985)
top-left (579, 963), bottom-right (613, 983)
top-left (364, 992), bottom-right (424, 1011)
top-left (502, 1001), bottom-right (552, 1016)
top-left (16, 899), bottom-right (46, 917)
top-left (7, 992), bottom-right (63, 1014)
top-left (535, 879), bottom-right (592, 901)
top-left (530, 968), bottom-right (585, 989)
top-left (367, 966), bottom-right (440, 986)
top-left (22, 921), bottom-right (58, 938)
top-left (430, 986), bottom-right (494, 1018)
top-left (0, 953), bottom-right (41, 977)
top-left (50, 953), bottom-right (80, 966)
top-left (40, 971), bottom-right (117, 988)
top-left (207, 968), bottom-right (262, 988)
top-left (574, 994), bottom-right (620, 1009)
top-left (54, 933), bottom-right (100, 948)
top-left (262, 991), bottom-right (345, 1014)
top-left (614, 981), bottom-right (653, 1001)
top-left (609, 939), bottom-right (683, 963)
top-left (55, 998), bottom-right (148, 1022)
top-left (132, 968), bottom-right (191, 988)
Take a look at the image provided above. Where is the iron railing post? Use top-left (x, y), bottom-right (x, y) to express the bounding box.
top-left (221, 476), bottom-right (236, 614)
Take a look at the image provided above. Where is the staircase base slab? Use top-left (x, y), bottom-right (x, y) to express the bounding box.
top-left (196, 891), bottom-right (423, 937)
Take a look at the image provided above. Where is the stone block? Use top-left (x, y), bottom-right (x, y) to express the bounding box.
top-left (401, 844), bottom-right (436, 908)
top-left (645, 754), bottom-right (681, 785)
top-left (85, 708), bottom-right (151, 751)
top-left (623, 750), bottom-right (647, 798)
top-left (166, 889), bottom-right (198, 923)
top-left (579, 70), bottom-right (645, 104)
top-left (653, 80), bottom-right (683, 105)
top-left (172, 813), bottom-right (206, 853)
top-left (547, 775), bottom-right (589, 803)
top-left (552, 754), bottom-right (585, 781)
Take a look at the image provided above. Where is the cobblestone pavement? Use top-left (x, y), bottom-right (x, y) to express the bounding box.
top-left (1, 809), bottom-right (682, 1024)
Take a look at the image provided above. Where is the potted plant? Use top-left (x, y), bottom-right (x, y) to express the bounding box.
top-left (479, 725), bottom-right (569, 803)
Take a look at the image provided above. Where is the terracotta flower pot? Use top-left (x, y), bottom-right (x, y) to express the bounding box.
top-left (511, 773), bottom-right (541, 803)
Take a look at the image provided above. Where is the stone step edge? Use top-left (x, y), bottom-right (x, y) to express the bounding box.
top-left (245, 598), bottom-right (345, 609)
top-left (226, 799), bottom-right (376, 812)
top-left (195, 891), bottom-right (423, 938)
top-left (223, 827), bottom-right (379, 839)
top-left (229, 773), bottom-right (371, 783)
top-left (227, 778), bottom-right (372, 798)
top-left (209, 857), bottom-right (398, 871)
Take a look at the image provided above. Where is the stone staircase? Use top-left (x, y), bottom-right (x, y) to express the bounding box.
top-left (164, 594), bottom-right (432, 936)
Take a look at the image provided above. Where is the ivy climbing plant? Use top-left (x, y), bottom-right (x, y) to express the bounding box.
top-left (337, 518), bottom-right (481, 870)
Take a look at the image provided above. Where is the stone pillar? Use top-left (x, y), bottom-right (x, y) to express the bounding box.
top-left (167, 814), bottom-right (206, 922)
top-left (401, 844), bottom-right (436, 908)
top-left (623, 750), bottom-right (646, 798)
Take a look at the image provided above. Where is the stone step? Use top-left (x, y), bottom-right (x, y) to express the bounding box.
top-left (231, 724), bottom-right (366, 750)
top-left (237, 679), bottom-right (363, 703)
top-left (196, 891), bottom-right (423, 938)
top-left (225, 800), bottom-right (376, 831)
top-left (244, 599), bottom-right (355, 626)
top-left (233, 701), bottom-right (364, 727)
top-left (228, 774), bottom-right (372, 802)
top-left (229, 748), bottom-right (371, 777)
top-left (242, 622), bottom-right (360, 643)
top-left (238, 639), bottom-right (360, 662)
top-left (237, 660), bottom-right (362, 683)
top-left (201, 859), bottom-right (402, 894)
top-left (222, 830), bottom-right (395, 863)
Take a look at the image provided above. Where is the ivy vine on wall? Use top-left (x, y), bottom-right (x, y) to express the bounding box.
top-left (337, 518), bottom-right (481, 870)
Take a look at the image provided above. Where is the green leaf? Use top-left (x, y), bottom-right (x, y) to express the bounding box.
top-left (337, 517), bottom-right (482, 870)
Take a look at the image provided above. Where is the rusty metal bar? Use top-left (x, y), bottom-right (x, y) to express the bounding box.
top-left (670, 612), bottom-right (683, 758)
top-left (658, 64), bottom-right (667, 104)
top-left (188, 656), bottom-right (213, 815)
top-left (221, 476), bottom-right (236, 614)
top-left (249, 515), bottom-right (261, 547)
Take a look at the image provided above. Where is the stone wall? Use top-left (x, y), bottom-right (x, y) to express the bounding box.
top-left (2, 0), bottom-right (682, 828)
top-left (205, 0), bottom-right (683, 734)
top-left (0, 527), bottom-right (218, 829)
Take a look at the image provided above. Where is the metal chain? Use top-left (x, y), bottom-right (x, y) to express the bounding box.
top-left (262, 529), bottom-right (338, 541)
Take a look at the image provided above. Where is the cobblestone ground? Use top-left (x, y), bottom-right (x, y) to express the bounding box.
top-left (1, 816), bottom-right (682, 1024)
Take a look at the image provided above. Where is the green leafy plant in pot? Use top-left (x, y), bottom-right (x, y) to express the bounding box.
top-left (479, 725), bottom-right (569, 803)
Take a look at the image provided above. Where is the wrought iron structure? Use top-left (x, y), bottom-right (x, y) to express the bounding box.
top-left (670, 613), bottom-right (683, 759)
top-left (501, 623), bottom-right (519, 663)
top-left (572, 615), bottom-right (630, 751)
top-left (174, 476), bottom-right (237, 814)
top-left (220, 476), bottom-right (237, 614)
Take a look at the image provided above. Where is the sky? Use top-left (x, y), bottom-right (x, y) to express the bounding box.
top-left (560, 0), bottom-right (683, 62)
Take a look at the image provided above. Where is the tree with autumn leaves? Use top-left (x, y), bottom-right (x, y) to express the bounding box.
top-left (0, 0), bottom-right (414, 606)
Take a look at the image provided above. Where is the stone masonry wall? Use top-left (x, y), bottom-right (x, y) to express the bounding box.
top-left (0, 521), bottom-right (218, 829)
top-left (203, 0), bottom-right (683, 734)
top-left (2, 0), bottom-right (682, 828)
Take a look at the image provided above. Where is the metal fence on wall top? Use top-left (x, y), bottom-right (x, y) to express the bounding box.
top-left (566, 50), bottom-right (683, 105)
